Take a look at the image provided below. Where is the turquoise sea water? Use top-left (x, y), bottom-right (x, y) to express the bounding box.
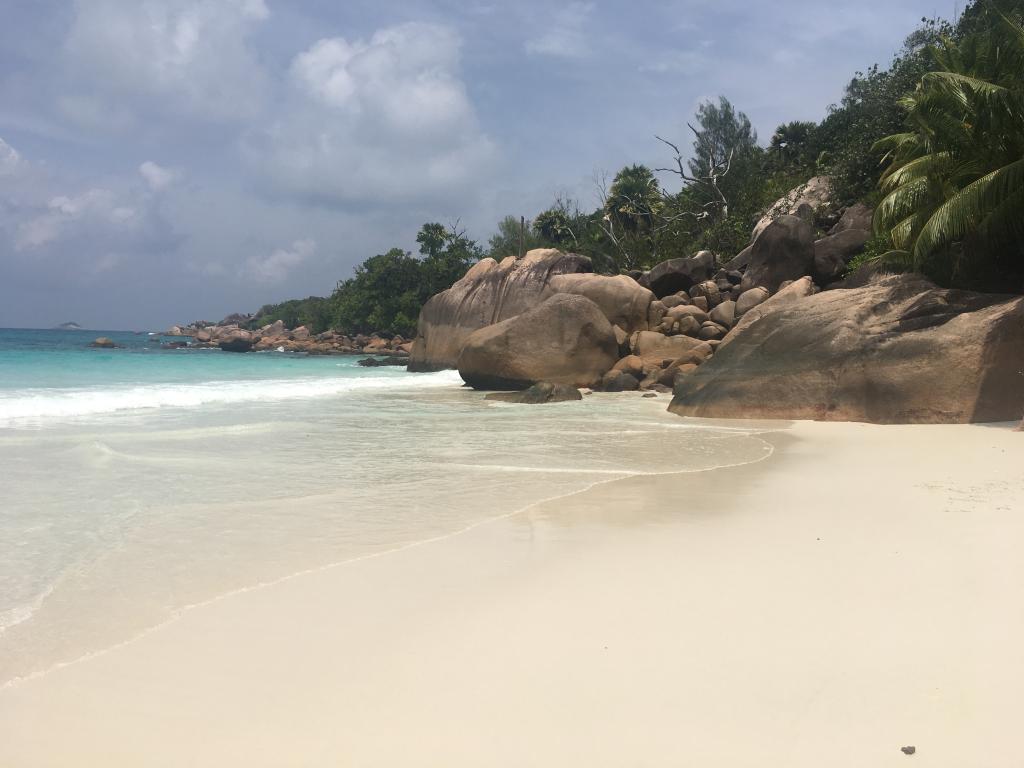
top-left (0, 327), bottom-right (773, 688)
top-left (0, 328), bottom-right (414, 423)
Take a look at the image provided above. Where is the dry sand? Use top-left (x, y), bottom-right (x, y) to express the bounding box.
top-left (1, 420), bottom-right (1022, 767)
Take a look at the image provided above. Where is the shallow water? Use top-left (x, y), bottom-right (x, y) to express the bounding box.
top-left (0, 328), bottom-right (773, 686)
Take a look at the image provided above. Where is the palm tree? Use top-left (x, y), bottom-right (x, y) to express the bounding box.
top-left (603, 165), bottom-right (663, 235)
top-left (872, 2), bottom-right (1024, 287)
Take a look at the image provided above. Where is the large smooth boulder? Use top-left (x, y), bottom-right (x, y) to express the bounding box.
top-left (669, 274), bottom-right (1024, 424)
top-left (545, 273), bottom-right (654, 333)
top-left (89, 337), bottom-right (119, 349)
top-left (709, 300), bottom-right (736, 329)
top-left (409, 249), bottom-right (592, 372)
top-left (218, 330), bottom-right (254, 353)
top-left (813, 228), bottom-right (870, 285)
top-left (720, 278), bottom-right (815, 350)
top-left (723, 245), bottom-right (752, 272)
top-left (457, 294), bottom-right (618, 390)
top-left (601, 371), bottom-right (641, 392)
top-left (485, 382), bottom-right (582, 404)
top-left (739, 215), bottom-right (816, 294)
top-left (751, 176), bottom-right (832, 241)
top-left (830, 203), bottom-right (873, 235)
top-left (263, 319), bottom-right (286, 337)
top-left (735, 287), bottom-right (769, 317)
top-left (646, 251), bottom-right (716, 298)
top-left (630, 331), bottom-right (714, 368)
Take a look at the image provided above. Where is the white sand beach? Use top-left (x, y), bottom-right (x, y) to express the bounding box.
top-left (1, 419), bottom-right (1022, 767)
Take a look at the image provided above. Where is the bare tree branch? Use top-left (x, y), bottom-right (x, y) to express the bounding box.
top-left (654, 134), bottom-right (734, 220)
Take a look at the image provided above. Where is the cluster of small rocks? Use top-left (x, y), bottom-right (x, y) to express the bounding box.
top-left (165, 319), bottom-right (412, 358)
top-left (586, 184), bottom-right (877, 396)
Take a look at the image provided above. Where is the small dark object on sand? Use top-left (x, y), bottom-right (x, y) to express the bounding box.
top-left (901, 746), bottom-right (916, 755)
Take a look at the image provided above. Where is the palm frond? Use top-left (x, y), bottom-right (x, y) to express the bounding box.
top-left (913, 157), bottom-right (1024, 259)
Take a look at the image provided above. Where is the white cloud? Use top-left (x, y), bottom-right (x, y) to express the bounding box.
top-left (525, 2), bottom-right (595, 59)
top-left (244, 238), bottom-right (317, 283)
top-left (61, 0), bottom-right (269, 126)
top-left (0, 141), bottom-right (179, 277)
top-left (247, 22), bottom-right (497, 205)
top-left (16, 189), bottom-right (136, 250)
top-left (0, 137), bottom-right (23, 176)
top-left (139, 161), bottom-right (180, 191)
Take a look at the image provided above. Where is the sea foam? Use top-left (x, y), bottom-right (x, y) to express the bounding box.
top-left (0, 369), bottom-right (463, 426)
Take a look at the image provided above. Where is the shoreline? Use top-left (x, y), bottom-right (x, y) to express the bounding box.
top-left (0, 408), bottom-right (784, 690)
top-left (1, 419), bottom-right (1021, 766)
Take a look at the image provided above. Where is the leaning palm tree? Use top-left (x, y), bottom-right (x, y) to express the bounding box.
top-left (872, 2), bottom-right (1024, 286)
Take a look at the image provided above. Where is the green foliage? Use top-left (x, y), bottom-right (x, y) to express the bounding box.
top-left (331, 224), bottom-right (482, 336)
top-left (815, 19), bottom-right (952, 205)
top-left (688, 97), bottom-right (758, 179)
top-left (845, 233), bottom-right (903, 276)
top-left (487, 215), bottom-right (541, 259)
top-left (533, 208), bottom-right (574, 244)
top-left (332, 248), bottom-right (424, 337)
top-left (249, 296), bottom-right (333, 334)
top-left (769, 121), bottom-right (820, 169)
top-left (604, 164), bottom-right (663, 235)
top-left (872, 1), bottom-right (1024, 290)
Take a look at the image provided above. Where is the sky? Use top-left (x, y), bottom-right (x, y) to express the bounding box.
top-left (0, 0), bottom-right (956, 330)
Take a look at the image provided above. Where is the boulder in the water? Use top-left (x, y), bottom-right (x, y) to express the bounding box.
top-left (218, 330), bottom-right (254, 353)
top-left (485, 382), bottom-right (583, 404)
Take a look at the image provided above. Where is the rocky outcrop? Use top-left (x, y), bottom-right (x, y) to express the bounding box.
top-left (219, 312), bottom-right (252, 326)
top-left (409, 249), bottom-right (594, 372)
top-left (218, 330), bottom-right (255, 353)
top-left (457, 294), bottom-right (618, 390)
top-left (89, 337), bottom-right (120, 349)
top-left (485, 382), bottom-right (583, 404)
top-left (263, 319), bottom-right (286, 337)
top-left (545, 273), bottom-right (655, 333)
top-left (630, 331), bottom-right (713, 368)
top-left (739, 215), bottom-right (815, 293)
top-left (735, 287), bottom-right (769, 317)
top-left (721, 277), bottom-right (816, 350)
top-left (646, 251), bottom-right (717, 298)
top-left (669, 274), bottom-right (1024, 424)
top-left (813, 228), bottom-right (869, 284)
top-left (752, 176), bottom-right (832, 241)
top-left (830, 203), bottom-right (873, 235)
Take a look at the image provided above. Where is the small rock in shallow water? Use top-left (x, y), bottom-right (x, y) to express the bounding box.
top-left (484, 382), bottom-right (582, 405)
top-left (901, 746), bottom-right (916, 755)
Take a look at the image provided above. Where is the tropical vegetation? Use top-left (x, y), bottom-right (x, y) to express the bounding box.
top-left (872, 0), bottom-right (1024, 290)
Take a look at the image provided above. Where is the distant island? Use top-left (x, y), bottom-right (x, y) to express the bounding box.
top-left (54, 322), bottom-right (83, 330)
